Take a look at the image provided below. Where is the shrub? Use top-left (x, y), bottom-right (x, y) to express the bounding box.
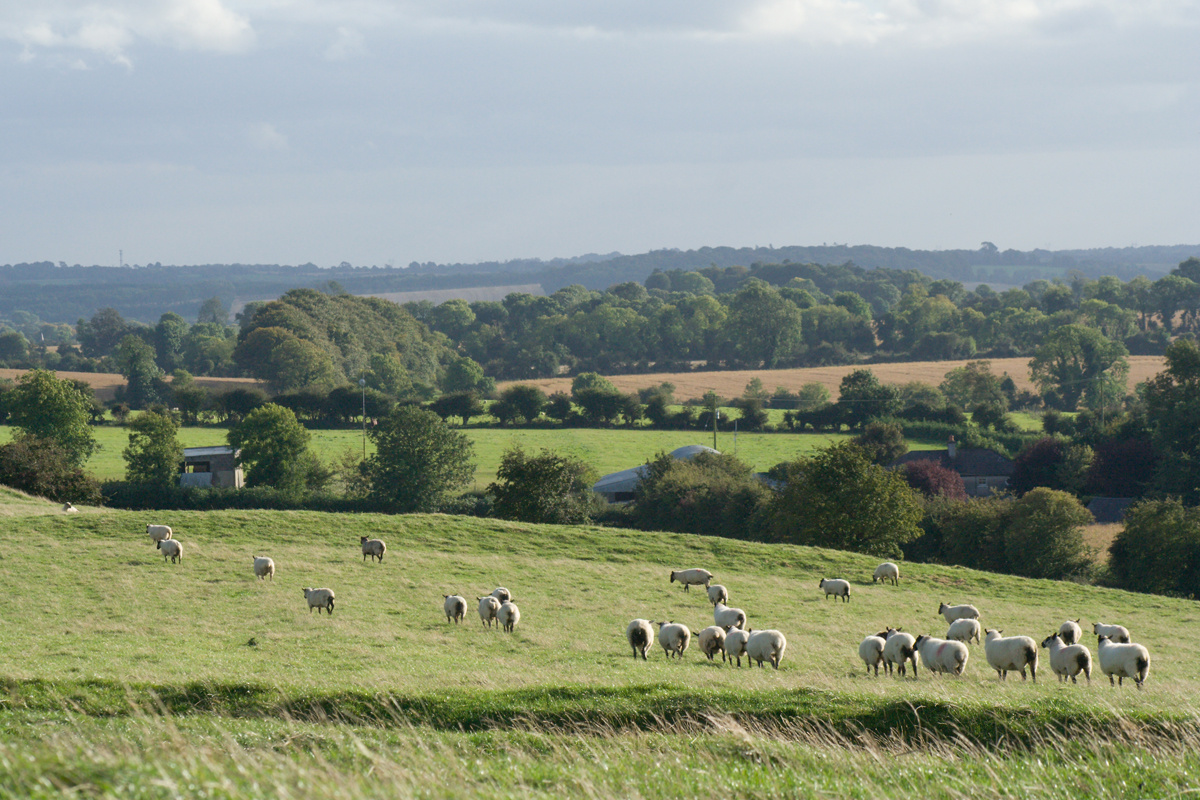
top-left (0, 437), bottom-right (102, 504)
top-left (1002, 488), bottom-right (1093, 580)
top-left (853, 421), bottom-right (908, 465)
top-left (1109, 498), bottom-right (1200, 598)
top-left (631, 452), bottom-right (770, 540)
top-left (488, 447), bottom-right (599, 525)
top-left (902, 460), bottom-right (968, 500)
top-left (929, 496), bottom-right (1010, 573)
top-left (366, 405), bottom-right (475, 512)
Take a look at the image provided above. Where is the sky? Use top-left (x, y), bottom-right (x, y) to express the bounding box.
top-left (2, 0), bottom-right (1198, 267)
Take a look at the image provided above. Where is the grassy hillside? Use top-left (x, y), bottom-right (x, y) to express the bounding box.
top-left (3, 494), bottom-right (1197, 797)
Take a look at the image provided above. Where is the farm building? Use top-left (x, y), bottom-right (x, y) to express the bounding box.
top-left (179, 446), bottom-right (244, 489)
top-left (889, 436), bottom-right (1014, 497)
top-left (593, 444), bottom-right (719, 503)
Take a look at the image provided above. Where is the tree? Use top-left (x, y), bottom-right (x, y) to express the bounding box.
top-left (6, 370), bottom-right (96, 466)
top-left (1143, 339), bottom-right (1200, 502)
top-left (228, 403), bottom-right (314, 493)
top-left (836, 369), bottom-right (899, 428)
top-left (488, 447), bottom-right (599, 524)
top-left (197, 296), bottom-right (230, 325)
top-left (767, 442), bottom-right (924, 557)
top-left (0, 331), bottom-right (29, 363)
top-left (428, 392), bottom-right (486, 426)
top-left (493, 384), bottom-right (546, 424)
top-left (1109, 498), bottom-right (1200, 597)
top-left (722, 279), bottom-right (803, 367)
top-left (213, 387), bottom-right (269, 423)
top-left (366, 352), bottom-right (413, 398)
top-left (114, 334), bottom-right (164, 409)
top-left (631, 452), bottom-right (770, 540)
top-left (1009, 437), bottom-right (1092, 497)
top-left (123, 410), bottom-right (184, 487)
top-left (442, 356), bottom-right (494, 395)
top-left (902, 460), bottom-right (967, 500)
top-left (233, 327), bottom-right (340, 393)
top-left (365, 405), bottom-right (475, 512)
top-left (1002, 488), bottom-right (1092, 580)
top-left (795, 382), bottom-right (831, 411)
top-left (76, 307), bottom-right (134, 358)
top-left (170, 371), bottom-right (210, 424)
top-left (0, 437), bottom-right (101, 504)
top-left (735, 398), bottom-right (769, 431)
top-left (571, 372), bottom-right (618, 396)
top-left (939, 361), bottom-right (1007, 410)
top-left (154, 312), bottom-right (189, 372)
top-left (853, 422), bottom-right (908, 465)
top-left (1085, 436), bottom-right (1157, 498)
top-left (1029, 324), bottom-right (1128, 410)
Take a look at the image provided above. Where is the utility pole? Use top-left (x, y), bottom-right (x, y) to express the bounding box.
top-left (359, 377), bottom-right (367, 459)
top-left (712, 408), bottom-right (719, 451)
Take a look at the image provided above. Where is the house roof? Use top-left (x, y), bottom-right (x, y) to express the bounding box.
top-left (592, 444), bottom-right (720, 495)
top-left (183, 446), bottom-right (237, 458)
top-left (1087, 497), bottom-right (1135, 524)
top-left (890, 447), bottom-right (1014, 477)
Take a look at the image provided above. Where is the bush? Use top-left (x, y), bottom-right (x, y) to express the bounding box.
top-left (488, 447), bottom-right (599, 525)
top-left (928, 497), bottom-right (1010, 573)
top-left (1109, 498), bottom-right (1200, 598)
top-left (0, 437), bottom-right (102, 504)
top-left (902, 460), bottom-right (967, 500)
top-left (631, 452), bottom-right (770, 540)
top-left (1002, 488), bottom-right (1093, 580)
top-left (853, 421), bottom-right (908, 465)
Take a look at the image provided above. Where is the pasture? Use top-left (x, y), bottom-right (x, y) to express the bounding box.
top-left (1, 490), bottom-right (1197, 797)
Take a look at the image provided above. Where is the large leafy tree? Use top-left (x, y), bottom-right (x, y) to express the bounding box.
top-left (154, 312), bottom-right (189, 372)
top-left (6, 369), bottom-right (96, 466)
top-left (1002, 488), bottom-right (1092, 580)
top-left (228, 403), bottom-right (313, 493)
top-left (722, 279), bottom-right (803, 367)
top-left (488, 447), bottom-right (598, 524)
top-left (1143, 338), bottom-right (1200, 502)
top-left (1109, 498), bottom-right (1200, 597)
top-left (234, 327), bottom-right (340, 392)
top-left (366, 405), bottom-right (474, 512)
top-left (631, 451), bottom-right (769, 539)
top-left (76, 307), bottom-right (135, 358)
top-left (114, 334), bottom-right (164, 409)
top-left (123, 410), bottom-right (184, 487)
top-left (1029, 324), bottom-right (1128, 410)
top-left (939, 360), bottom-right (1007, 410)
top-left (836, 369), bottom-right (900, 428)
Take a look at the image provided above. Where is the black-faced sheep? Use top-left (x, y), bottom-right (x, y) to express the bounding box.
top-left (253, 556), bottom-right (275, 581)
top-left (1097, 635), bottom-right (1150, 689)
top-left (360, 537), bottom-right (386, 563)
top-left (157, 538), bottom-right (183, 563)
top-left (872, 562), bottom-right (900, 585)
top-left (627, 619), bottom-right (653, 660)
top-left (983, 629), bottom-right (1038, 682)
top-left (443, 595), bottom-right (467, 624)
top-left (1041, 633), bottom-right (1091, 684)
top-left (302, 587), bottom-right (335, 614)
top-left (669, 569), bottom-right (713, 592)
top-left (819, 578), bottom-right (851, 602)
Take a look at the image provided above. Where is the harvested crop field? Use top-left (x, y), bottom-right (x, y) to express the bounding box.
top-left (502, 356), bottom-right (1167, 401)
top-left (0, 368), bottom-right (266, 401)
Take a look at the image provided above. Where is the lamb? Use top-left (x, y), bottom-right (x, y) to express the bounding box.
top-left (1060, 619), bottom-right (1082, 645)
top-left (302, 587), bottom-right (335, 614)
top-left (746, 630), bottom-right (787, 669)
top-left (490, 587), bottom-right (512, 604)
top-left (157, 538), bottom-right (183, 563)
top-left (360, 536), bottom-right (386, 563)
top-left (913, 634), bottom-right (969, 676)
top-left (626, 619), bottom-right (653, 660)
top-left (707, 584), bottom-right (729, 606)
top-left (252, 556), bottom-right (275, 581)
top-left (443, 594), bottom-right (467, 624)
top-left (669, 569), bottom-right (713, 592)
top-left (697, 625), bottom-right (727, 661)
top-left (946, 618), bottom-right (981, 645)
top-left (881, 628), bottom-right (919, 677)
top-left (872, 562), bottom-right (900, 586)
top-left (819, 578), bottom-right (851, 602)
top-left (937, 602), bottom-right (980, 624)
top-left (497, 601), bottom-right (521, 633)
top-left (1097, 635), bottom-right (1150, 689)
top-left (655, 621), bottom-right (691, 658)
top-left (146, 524), bottom-right (172, 544)
top-left (1092, 622), bottom-right (1130, 644)
top-left (983, 629), bottom-right (1038, 682)
top-left (477, 596), bottom-right (501, 628)
top-left (724, 628), bottom-right (752, 667)
top-left (1041, 633), bottom-right (1092, 684)
top-left (859, 634), bottom-right (886, 676)
top-left (713, 602), bottom-right (747, 632)
top-left (62, 502), bottom-right (78, 514)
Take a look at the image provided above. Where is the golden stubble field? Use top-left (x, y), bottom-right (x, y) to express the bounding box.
top-left (502, 356), bottom-right (1168, 401)
top-left (0, 369), bottom-right (265, 401)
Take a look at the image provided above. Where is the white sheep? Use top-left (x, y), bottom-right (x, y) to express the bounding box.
top-left (1092, 622), bottom-right (1130, 644)
top-left (252, 556), bottom-right (275, 581)
top-left (497, 601), bottom-right (520, 633)
top-left (819, 578), bottom-right (851, 602)
top-left (713, 602), bottom-right (747, 632)
top-left (490, 587), bottom-right (512, 604)
top-left (1041, 633), bottom-right (1092, 684)
top-left (859, 634), bottom-right (886, 676)
top-left (913, 634), bottom-right (969, 676)
top-left (146, 524), bottom-right (172, 545)
top-left (62, 502), bottom-right (78, 514)
top-left (881, 629), bottom-right (919, 676)
top-left (937, 602), bottom-right (980, 624)
top-left (724, 628), bottom-right (752, 667)
top-left (655, 621), bottom-right (691, 658)
top-left (697, 625), bottom-right (727, 661)
top-left (707, 584), bottom-right (729, 606)
top-left (302, 587), bottom-right (335, 614)
top-left (626, 619), bottom-right (653, 660)
top-left (1097, 635), bottom-right (1150, 689)
top-left (746, 630), bottom-right (787, 669)
top-left (477, 596), bottom-right (501, 628)
top-left (872, 562), bottom-right (900, 586)
top-left (669, 569), bottom-right (713, 592)
top-left (443, 594), bottom-right (467, 624)
top-left (1060, 619), bottom-right (1082, 645)
top-left (983, 629), bottom-right (1038, 682)
top-left (360, 536), bottom-right (386, 563)
top-left (157, 539), bottom-right (183, 563)
top-left (946, 618), bottom-right (981, 645)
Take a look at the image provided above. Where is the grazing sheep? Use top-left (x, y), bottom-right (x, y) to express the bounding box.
top-left (707, 584), bottom-right (729, 606)
top-left (360, 537), bottom-right (386, 563)
top-left (626, 619), bottom-right (653, 660)
top-left (669, 569), bottom-right (713, 592)
top-left (490, 587), bottom-right (512, 604)
top-left (983, 629), bottom-right (1038, 682)
top-left (1097, 635), bottom-right (1150, 689)
top-left (697, 625), bottom-right (727, 661)
top-left (146, 524), bottom-right (173, 544)
top-left (937, 602), bottom-right (980, 625)
top-left (819, 578), bottom-right (851, 602)
top-left (746, 630), bottom-right (787, 669)
top-left (655, 621), bottom-right (691, 659)
top-left (1092, 622), bottom-right (1130, 644)
top-left (1041, 633), bottom-right (1092, 684)
top-left (946, 618), bottom-right (981, 645)
top-left (62, 502), bottom-right (78, 514)
top-left (477, 596), bottom-right (501, 628)
top-left (913, 635), bottom-right (969, 676)
top-left (302, 587), bottom-right (335, 614)
top-left (1060, 619), bottom-right (1082, 645)
top-left (713, 602), bottom-right (747, 632)
top-left (443, 595), bottom-right (467, 624)
top-left (724, 628), bottom-right (752, 667)
top-left (497, 601), bottom-right (521, 633)
top-left (157, 539), bottom-right (183, 563)
top-left (859, 634), bottom-right (886, 676)
top-left (253, 556), bottom-right (275, 581)
top-left (872, 562), bottom-right (900, 586)
top-left (881, 629), bottom-right (920, 677)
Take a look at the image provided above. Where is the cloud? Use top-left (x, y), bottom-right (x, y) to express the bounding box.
top-left (248, 122), bottom-right (288, 151)
top-left (324, 26), bottom-right (366, 60)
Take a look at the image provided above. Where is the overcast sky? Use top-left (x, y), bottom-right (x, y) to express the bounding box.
top-left (2, 1), bottom-right (1198, 267)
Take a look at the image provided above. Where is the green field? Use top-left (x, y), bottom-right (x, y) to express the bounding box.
top-left (2, 488), bottom-right (1197, 797)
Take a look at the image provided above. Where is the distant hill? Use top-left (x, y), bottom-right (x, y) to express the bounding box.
top-left (3, 242), bottom-right (1196, 324)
